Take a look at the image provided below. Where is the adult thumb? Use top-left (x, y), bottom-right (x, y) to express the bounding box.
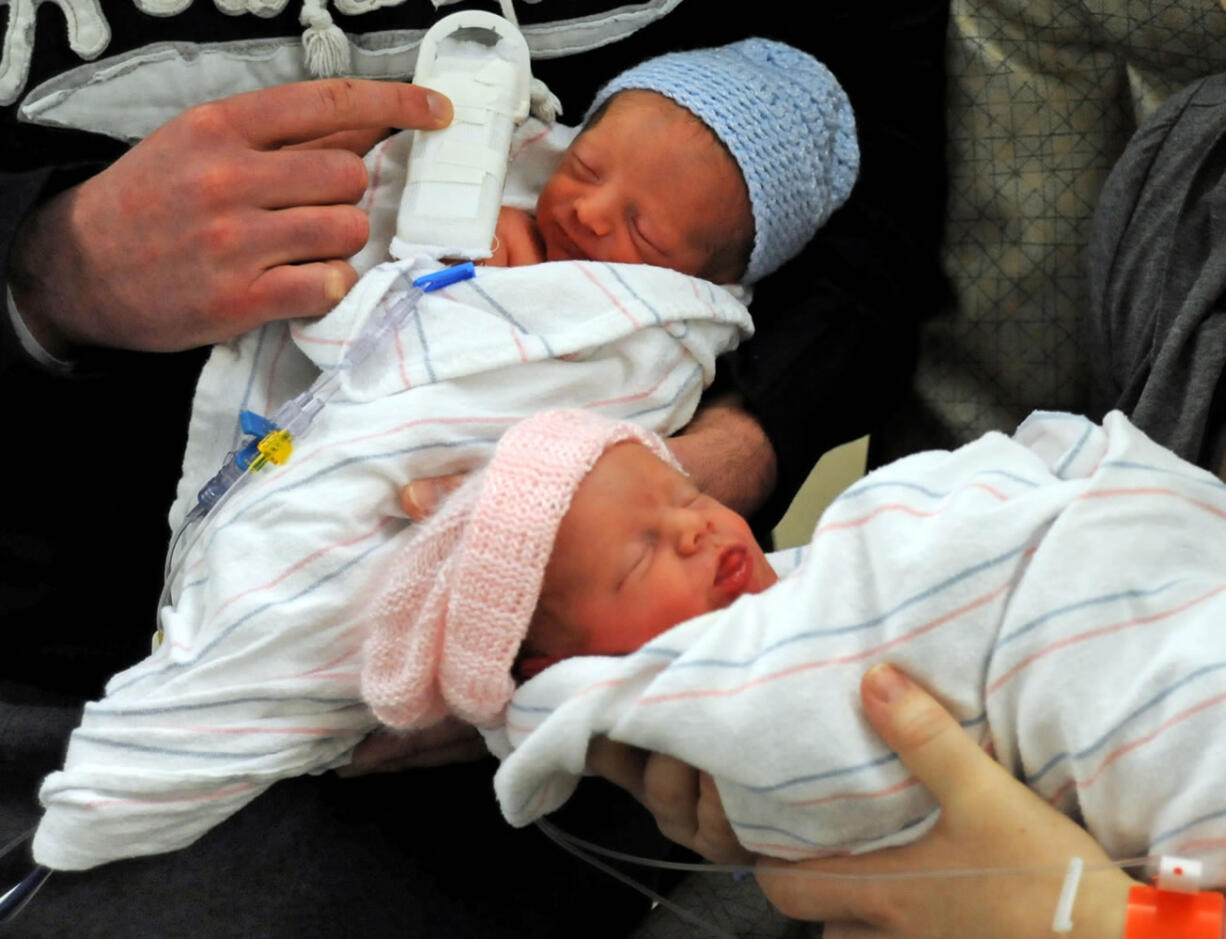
top-left (859, 664), bottom-right (1000, 807)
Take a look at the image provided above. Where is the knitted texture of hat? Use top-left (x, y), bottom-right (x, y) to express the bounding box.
top-left (587, 38), bottom-right (859, 285)
top-left (360, 409), bottom-right (679, 730)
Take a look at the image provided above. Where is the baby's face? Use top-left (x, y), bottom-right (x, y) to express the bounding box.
top-left (534, 90), bottom-right (753, 282)
top-left (532, 443), bottom-right (778, 661)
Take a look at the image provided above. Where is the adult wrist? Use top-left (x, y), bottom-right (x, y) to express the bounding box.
top-left (7, 189), bottom-right (82, 358)
top-left (5, 285), bottom-right (74, 372)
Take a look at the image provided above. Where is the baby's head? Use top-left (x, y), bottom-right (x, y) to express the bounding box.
top-left (535, 38), bottom-right (859, 284)
top-left (361, 409), bottom-right (778, 731)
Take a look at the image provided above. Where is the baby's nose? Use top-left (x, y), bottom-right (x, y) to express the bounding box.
top-left (673, 509), bottom-right (710, 555)
top-left (573, 192), bottom-right (612, 238)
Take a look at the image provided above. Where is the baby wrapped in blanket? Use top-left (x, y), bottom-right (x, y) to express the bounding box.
top-left (363, 407), bottom-right (1226, 881)
top-left (33, 39), bottom-right (858, 870)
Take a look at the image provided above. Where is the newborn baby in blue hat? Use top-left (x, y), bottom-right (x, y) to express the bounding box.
top-left (487, 37), bottom-right (860, 284)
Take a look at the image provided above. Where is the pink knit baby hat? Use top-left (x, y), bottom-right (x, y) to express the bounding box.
top-left (360, 409), bottom-right (679, 730)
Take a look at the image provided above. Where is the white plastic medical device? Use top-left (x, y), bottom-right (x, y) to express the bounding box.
top-left (391, 10), bottom-right (532, 261)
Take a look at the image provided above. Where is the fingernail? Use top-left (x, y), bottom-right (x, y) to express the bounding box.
top-left (426, 91), bottom-right (453, 126)
top-left (324, 267), bottom-right (348, 304)
top-left (864, 664), bottom-right (910, 704)
top-left (405, 480), bottom-right (441, 518)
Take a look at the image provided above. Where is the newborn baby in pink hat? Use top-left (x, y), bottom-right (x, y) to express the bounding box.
top-left (364, 406), bottom-right (1226, 868)
top-left (360, 407), bottom-right (778, 730)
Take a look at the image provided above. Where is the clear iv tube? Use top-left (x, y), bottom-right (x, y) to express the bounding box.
top-left (533, 818), bottom-right (1162, 883)
top-left (161, 271), bottom-right (446, 609)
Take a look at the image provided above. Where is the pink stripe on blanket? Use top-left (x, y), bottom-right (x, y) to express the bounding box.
top-left (1046, 689), bottom-right (1226, 805)
top-left (169, 517), bottom-right (396, 651)
top-left (393, 327), bottom-right (413, 390)
top-left (584, 353), bottom-right (688, 408)
top-left (786, 773), bottom-right (921, 808)
top-left (815, 482), bottom-right (1010, 537)
top-left (636, 580), bottom-right (1015, 707)
top-left (178, 724), bottom-right (348, 736)
top-left (575, 264), bottom-right (641, 329)
top-left (85, 782), bottom-right (260, 808)
top-left (290, 327), bottom-right (350, 347)
top-left (1079, 486), bottom-right (1226, 521)
top-left (986, 582), bottom-right (1226, 696)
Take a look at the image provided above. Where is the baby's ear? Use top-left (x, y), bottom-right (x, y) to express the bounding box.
top-left (520, 597), bottom-right (586, 672)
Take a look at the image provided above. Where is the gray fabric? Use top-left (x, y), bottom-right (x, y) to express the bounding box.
top-left (1089, 72), bottom-right (1226, 470)
top-left (873, 0), bottom-right (1226, 466)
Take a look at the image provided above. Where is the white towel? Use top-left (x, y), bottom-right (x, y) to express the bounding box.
top-left (493, 412), bottom-right (1226, 881)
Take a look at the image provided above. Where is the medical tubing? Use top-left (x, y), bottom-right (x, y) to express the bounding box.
top-left (165, 277), bottom-right (433, 592)
top-left (535, 819), bottom-right (738, 939)
top-left (0, 865), bottom-right (51, 924)
top-left (533, 819), bottom-right (1164, 883)
top-left (182, 279), bottom-right (427, 525)
top-left (158, 470), bottom-right (253, 616)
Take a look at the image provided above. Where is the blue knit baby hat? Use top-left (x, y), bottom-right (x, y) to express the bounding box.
top-left (587, 38), bottom-right (859, 284)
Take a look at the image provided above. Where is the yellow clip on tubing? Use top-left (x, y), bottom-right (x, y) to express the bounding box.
top-left (249, 430), bottom-right (294, 473)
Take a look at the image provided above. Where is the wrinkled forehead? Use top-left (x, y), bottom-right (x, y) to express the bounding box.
top-left (555, 443), bottom-right (686, 556)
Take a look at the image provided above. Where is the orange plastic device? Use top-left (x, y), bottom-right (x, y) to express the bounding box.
top-left (1125, 883), bottom-right (1224, 939)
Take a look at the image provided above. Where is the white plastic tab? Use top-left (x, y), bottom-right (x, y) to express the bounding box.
top-left (392, 10), bottom-right (532, 261)
top-left (1051, 856), bottom-right (1082, 933)
top-left (1155, 856), bottom-right (1204, 894)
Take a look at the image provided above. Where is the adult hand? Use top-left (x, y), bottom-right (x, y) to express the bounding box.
top-left (586, 737), bottom-right (754, 866)
top-left (756, 665), bottom-right (1134, 939)
top-left (666, 393), bottom-right (777, 518)
top-left (8, 78), bottom-right (452, 356)
top-left (337, 716), bottom-right (487, 776)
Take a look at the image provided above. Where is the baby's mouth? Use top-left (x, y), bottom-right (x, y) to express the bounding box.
top-left (547, 215), bottom-right (587, 262)
top-left (714, 545), bottom-right (752, 599)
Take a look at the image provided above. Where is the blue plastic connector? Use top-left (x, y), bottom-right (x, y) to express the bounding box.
top-left (413, 261), bottom-right (476, 292)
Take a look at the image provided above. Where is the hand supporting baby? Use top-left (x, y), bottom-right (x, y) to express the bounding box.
top-left (755, 666), bottom-right (1133, 938)
top-left (339, 716), bottom-right (487, 776)
top-left (589, 665), bottom-right (1134, 937)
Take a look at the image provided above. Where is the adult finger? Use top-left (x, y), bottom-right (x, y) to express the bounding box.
top-left (693, 772), bottom-right (755, 865)
top-left (288, 127), bottom-right (394, 156)
top-left (858, 664), bottom-right (1001, 808)
top-left (245, 204), bottom-right (370, 268)
top-left (586, 737), bottom-right (649, 803)
top-left (755, 835), bottom-right (922, 924)
top-left (248, 148), bottom-right (370, 208)
top-left (338, 719), bottom-right (486, 776)
top-left (220, 78), bottom-right (452, 149)
top-left (641, 752), bottom-right (702, 846)
top-left (245, 259), bottom-right (358, 323)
